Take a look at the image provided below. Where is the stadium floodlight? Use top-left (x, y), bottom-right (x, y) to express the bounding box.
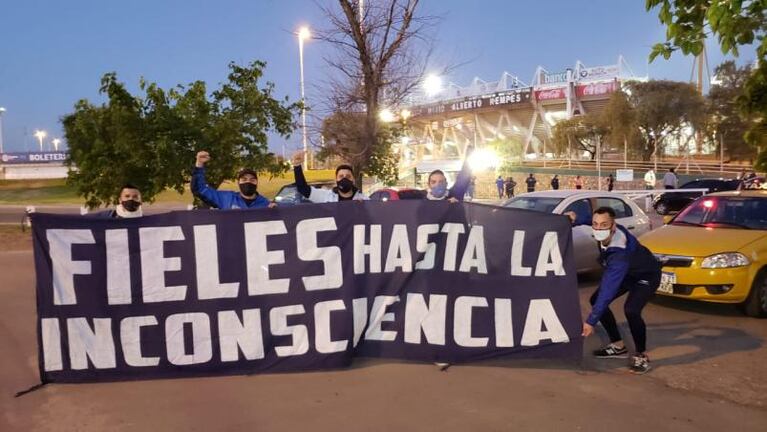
top-left (379, 108), bottom-right (395, 123)
top-left (52, 138), bottom-right (62, 151)
top-left (34, 130), bottom-right (47, 151)
top-left (423, 74), bottom-right (443, 97)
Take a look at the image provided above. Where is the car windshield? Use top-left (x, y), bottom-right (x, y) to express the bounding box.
top-left (274, 185), bottom-right (298, 202)
top-left (505, 197), bottom-right (563, 213)
top-left (673, 196), bottom-right (767, 230)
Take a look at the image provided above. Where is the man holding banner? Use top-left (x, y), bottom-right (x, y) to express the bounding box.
top-left (192, 151), bottom-right (275, 209)
top-left (292, 152), bottom-right (368, 202)
top-left (569, 207), bottom-right (661, 375)
top-left (94, 184), bottom-right (144, 219)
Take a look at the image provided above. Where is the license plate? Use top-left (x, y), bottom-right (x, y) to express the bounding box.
top-left (658, 272), bottom-right (676, 294)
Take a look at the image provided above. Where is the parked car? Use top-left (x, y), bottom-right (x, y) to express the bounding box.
top-left (504, 191), bottom-right (652, 273)
top-left (640, 190), bottom-right (767, 317)
top-left (369, 188), bottom-right (427, 201)
top-left (653, 178), bottom-right (741, 215)
top-left (273, 181), bottom-right (336, 206)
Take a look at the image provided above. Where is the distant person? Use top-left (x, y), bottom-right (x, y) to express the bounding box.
top-left (550, 175), bottom-right (560, 190)
top-left (525, 173), bottom-right (537, 193)
top-left (644, 169), bottom-right (656, 190)
top-left (574, 175), bottom-right (584, 190)
top-left (495, 175), bottom-right (505, 199)
top-left (663, 168), bottom-right (678, 190)
top-left (567, 206), bottom-right (661, 375)
top-left (193, 151), bottom-right (274, 209)
top-left (606, 174), bottom-right (615, 192)
top-left (465, 176), bottom-right (477, 201)
top-left (94, 184), bottom-right (144, 218)
top-left (505, 177), bottom-right (516, 198)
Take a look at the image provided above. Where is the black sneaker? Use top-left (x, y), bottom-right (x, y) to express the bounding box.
top-left (593, 343), bottom-right (629, 359)
top-left (629, 354), bottom-right (651, 374)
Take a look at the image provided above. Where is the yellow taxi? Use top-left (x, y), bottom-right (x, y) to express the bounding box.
top-left (640, 190), bottom-right (767, 317)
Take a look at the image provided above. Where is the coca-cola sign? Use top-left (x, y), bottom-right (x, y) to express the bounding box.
top-left (534, 87), bottom-right (567, 101)
top-left (575, 81), bottom-right (618, 97)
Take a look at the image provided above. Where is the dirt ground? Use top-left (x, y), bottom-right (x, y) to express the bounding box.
top-left (2, 241), bottom-right (766, 431)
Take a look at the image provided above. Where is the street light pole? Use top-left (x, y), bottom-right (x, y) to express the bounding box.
top-left (0, 107), bottom-right (6, 154)
top-left (298, 27), bottom-right (310, 168)
top-left (34, 130), bottom-right (47, 152)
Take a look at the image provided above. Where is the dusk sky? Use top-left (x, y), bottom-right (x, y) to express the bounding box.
top-left (0, 0), bottom-right (757, 154)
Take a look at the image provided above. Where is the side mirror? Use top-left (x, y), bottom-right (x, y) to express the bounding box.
top-left (663, 215), bottom-right (674, 225)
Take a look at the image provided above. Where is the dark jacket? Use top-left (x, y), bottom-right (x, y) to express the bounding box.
top-left (191, 167), bottom-right (270, 209)
top-left (587, 225), bottom-right (661, 325)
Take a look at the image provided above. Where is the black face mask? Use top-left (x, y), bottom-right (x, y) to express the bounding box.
top-left (121, 200), bottom-right (141, 212)
top-left (337, 178), bottom-right (354, 194)
top-left (239, 183), bottom-right (258, 197)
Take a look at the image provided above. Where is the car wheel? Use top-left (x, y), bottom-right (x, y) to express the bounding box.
top-left (655, 202), bottom-right (669, 215)
top-left (741, 269), bottom-right (767, 318)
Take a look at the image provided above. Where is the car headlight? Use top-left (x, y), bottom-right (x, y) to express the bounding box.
top-left (700, 253), bottom-right (750, 269)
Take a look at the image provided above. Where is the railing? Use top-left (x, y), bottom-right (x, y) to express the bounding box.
top-left (513, 158), bottom-right (752, 177)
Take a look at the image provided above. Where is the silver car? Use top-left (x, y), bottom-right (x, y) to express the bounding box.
top-left (504, 190), bottom-right (653, 272)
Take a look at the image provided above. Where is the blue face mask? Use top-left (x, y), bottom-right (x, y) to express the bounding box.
top-left (430, 182), bottom-right (448, 199)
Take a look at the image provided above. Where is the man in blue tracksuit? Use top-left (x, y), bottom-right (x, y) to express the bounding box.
top-left (568, 206), bottom-right (661, 374)
top-left (192, 151), bottom-right (273, 210)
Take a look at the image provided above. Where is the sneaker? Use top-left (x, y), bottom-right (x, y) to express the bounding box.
top-left (629, 354), bottom-right (651, 375)
top-left (592, 343), bottom-right (628, 359)
top-left (434, 362), bottom-right (451, 371)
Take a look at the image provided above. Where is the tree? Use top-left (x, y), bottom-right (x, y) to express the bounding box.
top-left (707, 60), bottom-right (759, 161)
top-left (624, 80), bottom-right (707, 160)
top-left (316, 0), bottom-right (438, 187)
top-left (551, 114), bottom-right (608, 160)
top-left (646, 0), bottom-right (767, 166)
top-left (63, 61), bottom-right (300, 208)
top-left (317, 110), bottom-right (402, 185)
top-left (601, 90), bottom-right (645, 159)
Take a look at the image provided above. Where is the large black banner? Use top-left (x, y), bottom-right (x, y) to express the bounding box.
top-left (31, 201), bottom-right (582, 383)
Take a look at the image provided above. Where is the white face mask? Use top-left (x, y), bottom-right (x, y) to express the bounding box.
top-left (592, 228), bottom-right (612, 242)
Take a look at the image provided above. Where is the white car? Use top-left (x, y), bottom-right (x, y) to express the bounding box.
top-left (504, 190), bottom-right (653, 272)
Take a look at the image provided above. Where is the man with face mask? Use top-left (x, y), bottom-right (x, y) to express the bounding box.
top-left (424, 145), bottom-right (473, 203)
top-left (192, 151), bottom-right (274, 209)
top-left (95, 184), bottom-right (144, 218)
top-left (566, 207), bottom-right (661, 374)
top-left (292, 152), bottom-right (368, 202)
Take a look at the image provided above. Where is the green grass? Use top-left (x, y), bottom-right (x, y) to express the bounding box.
top-left (0, 170), bottom-right (336, 205)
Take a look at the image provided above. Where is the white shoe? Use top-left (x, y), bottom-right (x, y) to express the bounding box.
top-left (434, 362), bottom-right (451, 371)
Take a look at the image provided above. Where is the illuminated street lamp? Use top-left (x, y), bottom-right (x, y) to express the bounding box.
top-left (52, 138), bottom-right (62, 151)
top-left (297, 26), bottom-right (311, 167)
top-left (34, 130), bottom-right (47, 151)
top-left (379, 108), bottom-right (395, 123)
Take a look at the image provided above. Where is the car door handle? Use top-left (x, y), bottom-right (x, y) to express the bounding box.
top-left (627, 225), bottom-right (636, 230)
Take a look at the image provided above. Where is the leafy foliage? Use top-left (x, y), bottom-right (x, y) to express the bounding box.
top-left (63, 61), bottom-right (300, 208)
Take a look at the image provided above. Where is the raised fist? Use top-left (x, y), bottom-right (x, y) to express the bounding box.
top-left (291, 151), bottom-right (305, 167)
top-left (196, 151), bottom-right (211, 167)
